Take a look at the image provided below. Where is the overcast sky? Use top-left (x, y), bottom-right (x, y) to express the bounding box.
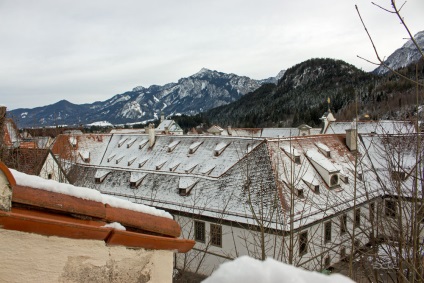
top-left (1, 0), bottom-right (423, 110)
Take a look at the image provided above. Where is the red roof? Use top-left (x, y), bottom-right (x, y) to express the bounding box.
top-left (0, 162), bottom-right (194, 253)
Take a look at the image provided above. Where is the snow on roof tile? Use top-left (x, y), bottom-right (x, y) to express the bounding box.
top-left (306, 150), bottom-right (338, 173)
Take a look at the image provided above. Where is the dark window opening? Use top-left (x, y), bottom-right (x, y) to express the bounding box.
top-left (194, 221), bottom-right (205, 243)
top-left (324, 221), bottom-right (332, 243)
top-left (210, 224), bottom-right (222, 247)
top-left (299, 231), bottom-right (308, 256)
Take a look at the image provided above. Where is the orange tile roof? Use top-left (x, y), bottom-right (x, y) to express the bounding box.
top-left (0, 162), bottom-right (194, 253)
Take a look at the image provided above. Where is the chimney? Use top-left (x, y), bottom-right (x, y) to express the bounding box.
top-left (164, 126), bottom-right (169, 134)
top-left (160, 112), bottom-right (165, 123)
top-left (346, 128), bottom-right (357, 152)
top-left (148, 123), bottom-right (156, 147)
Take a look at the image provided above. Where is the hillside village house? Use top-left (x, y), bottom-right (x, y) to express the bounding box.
top-left (45, 121), bottom-right (422, 277)
top-left (0, 162), bottom-right (194, 282)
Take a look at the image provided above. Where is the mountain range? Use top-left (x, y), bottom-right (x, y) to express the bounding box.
top-left (8, 69), bottom-right (285, 128)
top-left (7, 31), bottom-right (424, 129)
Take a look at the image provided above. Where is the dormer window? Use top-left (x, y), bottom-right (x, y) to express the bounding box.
top-left (306, 150), bottom-right (340, 188)
top-left (200, 164), bottom-right (215, 175)
top-left (167, 140), bottom-right (180, 152)
top-left (169, 161), bottom-right (180, 172)
top-left (214, 142), bottom-right (230, 156)
top-left (189, 141), bottom-right (203, 154)
top-left (330, 174), bottom-right (339, 186)
top-left (139, 139), bottom-right (148, 149)
top-left (118, 137), bottom-right (127, 148)
top-left (129, 172), bottom-right (147, 189)
top-left (155, 160), bottom-right (167, 170)
top-left (315, 142), bottom-right (331, 158)
top-left (297, 189), bottom-right (304, 198)
top-left (79, 150), bottom-right (90, 163)
top-left (115, 155), bottom-right (124, 164)
top-left (303, 176), bottom-right (319, 193)
top-left (178, 177), bottom-right (198, 196)
top-left (128, 156), bottom-right (137, 166)
top-left (107, 154), bottom-right (116, 162)
top-left (281, 145), bottom-right (301, 164)
top-left (127, 138), bottom-right (136, 148)
top-left (94, 170), bottom-right (110, 184)
top-left (138, 157), bottom-right (149, 168)
top-left (184, 163), bottom-right (198, 173)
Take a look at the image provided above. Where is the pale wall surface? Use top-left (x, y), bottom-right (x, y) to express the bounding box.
top-left (0, 229), bottom-right (173, 283)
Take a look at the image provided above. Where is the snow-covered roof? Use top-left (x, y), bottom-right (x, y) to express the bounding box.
top-left (65, 133), bottom-right (379, 229)
top-left (325, 120), bottom-right (416, 135)
top-left (261, 128), bottom-right (299, 138)
top-left (10, 168), bottom-right (172, 219)
top-left (358, 134), bottom-right (422, 197)
top-left (156, 120), bottom-right (183, 132)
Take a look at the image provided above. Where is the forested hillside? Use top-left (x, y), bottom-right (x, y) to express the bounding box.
top-left (203, 58), bottom-right (424, 128)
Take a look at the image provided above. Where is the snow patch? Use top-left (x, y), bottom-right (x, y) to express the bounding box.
top-left (102, 222), bottom-right (126, 230)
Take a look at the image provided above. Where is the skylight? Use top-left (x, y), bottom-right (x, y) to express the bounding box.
top-left (281, 145), bottom-right (301, 164)
top-left (79, 150), bottom-right (90, 163)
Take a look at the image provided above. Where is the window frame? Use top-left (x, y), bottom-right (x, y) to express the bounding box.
top-left (340, 214), bottom-right (347, 235)
top-left (385, 199), bottom-right (397, 218)
top-left (210, 224), bottom-right (222, 247)
top-left (324, 221), bottom-right (332, 243)
top-left (299, 231), bottom-right (308, 256)
top-left (194, 221), bottom-right (205, 243)
top-left (354, 208), bottom-right (361, 228)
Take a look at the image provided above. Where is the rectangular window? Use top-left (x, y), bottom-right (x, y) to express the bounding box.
top-left (370, 202), bottom-right (375, 222)
top-left (340, 246), bottom-right (346, 260)
top-left (324, 255), bottom-right (331, 268)
top-left (210, 224), bottom-right (222, 247)
top-left (355, 208), bottom-right (361, 228)
top-left (299, 231), bottom-right (308, 256)
top-left (385, 199), bottom-right (396, 217)
top-left (340, 214), bottom-right (347, 235)
top-left (194, 221), bottom-right (205, 243)
top-left (324, 221), bottom-right (332, 243)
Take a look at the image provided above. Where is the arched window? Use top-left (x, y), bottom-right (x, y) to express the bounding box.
top-left (330, 174), bottom-right (338, 186)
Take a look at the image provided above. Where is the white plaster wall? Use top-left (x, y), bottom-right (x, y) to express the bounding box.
top-left (175, 202), bottom-right (374, 275)
top-left (39, 153), bottom-right (69, 183)
top-left (0, 229), bottom-right (173, 283)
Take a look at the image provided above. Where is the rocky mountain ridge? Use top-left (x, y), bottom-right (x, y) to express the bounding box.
top-left (8, 68), bottom-right (284, 128)
top-left (373, 31), bottom-right (424, 75)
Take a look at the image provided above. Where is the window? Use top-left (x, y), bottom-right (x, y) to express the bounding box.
top-left (47, 173), bottom-right (52, 179)
top-left (340, 214), bottom-right (347, 235)
top-left (340, 246), bottom-right (346, 260)
top-left (385, 199), bottom-right (396, 217)
top-left (210, 224), bottom-right (222, 247)
top-left (369, 202), bottom-right (375, 222)
top-left (324, 255), bottom-right (331, 268)
top-left (354, 208), bottom-right (361, 228)
top-left (299, 231), bottom-right (308, 256)
top-left (324, 221), bottom-right (332, 243)
top-left (330, 174), bottom-right (338, 186)
top-left (194, 221), bottom-right (205, 243)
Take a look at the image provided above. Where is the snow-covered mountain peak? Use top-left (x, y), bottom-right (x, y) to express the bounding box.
top-left (373, 30), bottom-right (424, 75)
